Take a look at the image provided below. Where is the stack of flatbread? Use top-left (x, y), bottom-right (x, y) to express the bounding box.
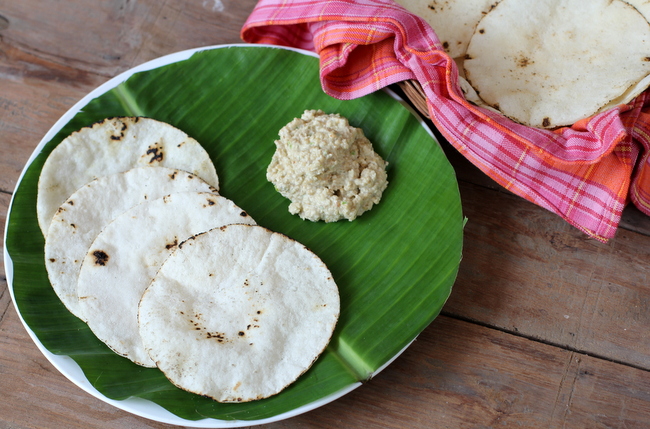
top-left (39, 117), bottom-right (340, 402)
top-left (395, 0), bottom-right (650, 128)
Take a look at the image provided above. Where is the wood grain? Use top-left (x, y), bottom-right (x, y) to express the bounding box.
top-left (1, 0), bottom-right (650, 428)
top-left (443, 179), bottom-right (650, 370)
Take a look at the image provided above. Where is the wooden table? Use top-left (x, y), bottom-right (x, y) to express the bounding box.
top-left (2, 1), bottom-right (650, 428)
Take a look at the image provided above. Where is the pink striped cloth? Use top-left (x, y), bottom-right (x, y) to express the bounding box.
top-left (241, 0), bottom-right (650, 241)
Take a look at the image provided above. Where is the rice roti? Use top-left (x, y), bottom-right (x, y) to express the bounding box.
top-left (45, 167), bottom-right (217, 321)
top-left (37, 117), bottom-right (220, 236)
top-left (463, 0), bottom-right (650, 128)
top-left (623, 0), bottom-right (650, 20)
top-left (394, 0), bottom-right (499, 58)
top-left (138, 224), bottom-right (340, 403)
top-left (77, 192), bottom-right (255, 367)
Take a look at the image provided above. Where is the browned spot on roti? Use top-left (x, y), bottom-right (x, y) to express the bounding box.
top-left (518, 55), bottom-right (532, 67)
top-left (145, 142), bottom-right (164, 163)
top-left (206, 332), bottom-right (226, 342)
top-left (542, 117), bottom-right (551, 127)
top-left (110, 121), bottom-right (128, 141)
top-left (165, 238), bottom-right (178, 250)
top-left (92, 250), bottom-right (109, 266)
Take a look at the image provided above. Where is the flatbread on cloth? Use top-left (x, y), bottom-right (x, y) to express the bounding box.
top-left (45, 167), bottom-right (217, 321)
top-left (393, 0), bottom-right (499, 58)
top-left (37, 117), bottom-right (219, 236)
top-left (463, 0), bottom-right (650, 128)
top-left (623, 0), bottom-right (650, 21)
top-left (77, 192), bottom-right (255, 367)
top-left (138, 224), bottom-right (340, 402)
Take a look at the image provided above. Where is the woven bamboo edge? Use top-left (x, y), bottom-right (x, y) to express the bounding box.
top-left (397, 80), bottom-right (430, 119)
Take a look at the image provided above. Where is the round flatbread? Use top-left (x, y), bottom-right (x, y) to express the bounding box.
top-left (394, 0), bottom-right (499, 58)
top-left (138, 224), bottom-right (340, 402)
top-left (77, 192), bottom-right (255, 367)
top-left (623, 0), bottom-right (650, 21)
top-left (463, 0), bottom-right (650, 128)
top-left (45, 167), bottom-right (217, 321)
top-left (37, 117), bottom-right (220, 236)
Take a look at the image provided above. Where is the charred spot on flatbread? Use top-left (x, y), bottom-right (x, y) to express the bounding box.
top-left (92, 250), bottom-right (109, 266)
top-left (145, 142), bottom-right (164, 164)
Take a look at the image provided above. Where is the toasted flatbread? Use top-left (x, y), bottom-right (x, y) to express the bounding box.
top-left (37, 117), bottom-right (219, 236)
top-left (394, 0), bottom-right (499, 58)
top-left (464, 0), bottom-right (650, 128)
top-left (139, 224), bottom-right (340, 402)
top-left (45, 167), bottom-right (217, 320)
top-left (77, 192), bottom-right (255, 367)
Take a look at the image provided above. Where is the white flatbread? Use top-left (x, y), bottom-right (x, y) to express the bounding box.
top-left (464, 0), bottom-right (650, 128)
top-left (37, 117), bottom-right (219, 236)
top-left (138, 224), bottom-right (340, 402)
top-left (623, 0), bottom-right (650, 21)
top-left (45, 167), bottom-right (217, 321)
top-left (394, 0), bottom-right (499, 58)
top-left (77, 192), bottom-right (255, 367)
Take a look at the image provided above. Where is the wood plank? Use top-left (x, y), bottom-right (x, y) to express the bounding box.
top-left (0, 305), bottom-right (170, 429)
top-left (0, 0), bottom-right (164, 77)
top-left (130, 0), bottom-right (259, 66)
top-left (0, 48), bottom-right (108, 192)
top-left (0, 0), bottom-right (258, 77)
top-left (444, 180), bottom-right (650, 369)
top-left (575, 229), bottom-right (650, 369)
top-left (1, 191), bottom-right (9, 323)
top-left (5, 303), bottom-right (650, 429)
top-left (281, 317), bottom-right (650, 429)
top-left (552, 354), bottom-right (650, 428)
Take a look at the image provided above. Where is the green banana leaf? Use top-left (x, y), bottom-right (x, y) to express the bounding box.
top-left (5, 45), bottom-right (463, 424)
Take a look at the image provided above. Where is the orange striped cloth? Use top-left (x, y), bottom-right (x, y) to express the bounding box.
top-left (241, 0), bottom-right (650, 241)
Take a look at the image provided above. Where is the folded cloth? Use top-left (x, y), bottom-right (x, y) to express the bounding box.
top-left (241, 0), bottom-right (650, 241)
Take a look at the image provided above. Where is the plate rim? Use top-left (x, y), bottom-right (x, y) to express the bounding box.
top-left (2, 43), bottom-right (434, 427)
